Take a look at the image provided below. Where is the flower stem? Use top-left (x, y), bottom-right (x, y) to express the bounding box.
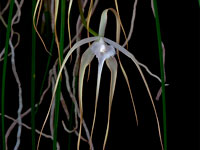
top-left (31, 0), bottom-right (36, 149)
top-left (53, 0), bottom-right (65, 149)
top-left (153, 0), bottom-right (167, 149)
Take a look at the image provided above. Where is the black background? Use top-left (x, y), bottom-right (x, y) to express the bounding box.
top-left (0, 0), bottom-right (198, 150)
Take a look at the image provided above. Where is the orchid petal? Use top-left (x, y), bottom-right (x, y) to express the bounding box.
top-left (67, 0), bottom-right (73, 48)
top-left (98, 9), bottom-right (108, 37)
top-left (37, 37), bottom-right (98, 150)
top-left (104, 37), bottom-right (162, 82)
top-left (103, 37), bottom-right (163, 149)
top-left (90, 55), bottom-right (105, 146)
top-left (89, 38), bottom-right (116, 147)
top-left (78, 48), bottom-right (95, 149)
top-left (100, 5), bottom-right (138, 127)
top-left (98, 8), bottom-right (127, 46)
top-left (103, 57), bottom-right (118, 150)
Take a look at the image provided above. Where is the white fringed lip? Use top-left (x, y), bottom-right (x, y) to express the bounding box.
top-left (90, 38), bottom-right (116, 62)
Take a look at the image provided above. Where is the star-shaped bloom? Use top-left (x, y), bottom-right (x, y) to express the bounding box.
top-left (39, 8), bottom-right (164, 150)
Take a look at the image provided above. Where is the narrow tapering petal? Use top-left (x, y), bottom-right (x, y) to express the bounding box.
top-left (78, 48), bottom-right (95, 150)
top-left (37, 37), bottom-right (98, 150)
top-left (90, 57), bottom-right (105, 146)
top-left (103, 57), bottom-right (118, 150)
top-left (103, 37), bottom-right (163, 150)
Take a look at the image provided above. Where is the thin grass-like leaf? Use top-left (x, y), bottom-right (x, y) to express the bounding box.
top-left (77, 0), bottom-right (98, 36)
top-left (86, 0), bottom-right (93, 38)
top-left (122, 0), bottom-right (138, 47)
top-left (114, 0), bottom-right (128, 49)
top-left (68, 0), bottom-right (73, 48)
top-left (111, 6), bottom-right (139, 125)
top-left (85, 0), bottom-right (94, 81)
top-left (33, 0), bottom-right (50, 54)
top-left (31, 0), bottom-right (36, 149)
top-left (117, 55), bottom-right (138, 125)
top-left (36, 0), bottom-right (43, 26)
top-left (156, 42), bottom-right (166, 100)
top-left (153, 0), bottom-right (167, 149)
top-left (53, 0), bottom-right (66, 149)
top-left (54, 0), bottom-right (62, 67)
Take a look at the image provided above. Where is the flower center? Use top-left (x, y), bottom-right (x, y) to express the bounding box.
top-left (99, 44), bottom-right (106, 53)
top-left (90, 38), bottom-right (116, 62)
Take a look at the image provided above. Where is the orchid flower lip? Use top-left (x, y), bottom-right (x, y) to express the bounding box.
top-left (90, 37), bottom-right (116, 62)
top-left (99, 44), bottom-right (106, 53)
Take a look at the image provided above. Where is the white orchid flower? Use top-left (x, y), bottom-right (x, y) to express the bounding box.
top-left (37, 8), bottom-right (164, 150)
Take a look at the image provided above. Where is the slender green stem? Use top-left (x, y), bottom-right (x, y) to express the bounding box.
top-left (54, 80), bottom-right (61, 150)
top-left (77, 0), bottom-right (98, 36)
top-left (199, 0), bottom-right (200, 7)
top-left (153, 0), bottom-right (167, 150)
top-left (53, 0), bottom-right (65, 149)
top-left (31, 0), bottom-right (36, 150)
top-left (1, 0), bottom-right (14, 150)
top-left (67, 76), bottom-right (78, 150)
